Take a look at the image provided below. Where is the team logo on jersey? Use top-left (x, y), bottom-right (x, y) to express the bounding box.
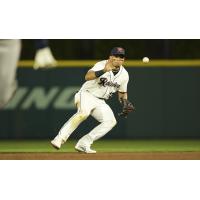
top-left (98, 77), bottom-right (120, 89)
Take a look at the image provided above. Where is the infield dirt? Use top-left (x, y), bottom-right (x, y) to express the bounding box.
top-left (0, 152), bottom-right (200, 160)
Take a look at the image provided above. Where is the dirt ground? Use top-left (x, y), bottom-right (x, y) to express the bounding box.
top-left (0, 152), bottom-right (200, 160)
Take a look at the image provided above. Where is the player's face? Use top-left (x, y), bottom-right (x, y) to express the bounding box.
top-left (110, 55), bottom-right (125, 69)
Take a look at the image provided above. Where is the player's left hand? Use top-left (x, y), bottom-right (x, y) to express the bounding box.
top-left (118, 99), bottom-right (135, 118)
top-left (33, 47), bottom-right (57, 70)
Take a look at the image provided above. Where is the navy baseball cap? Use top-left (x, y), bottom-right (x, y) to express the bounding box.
top-left (110, 47), bottom-right (125, 57)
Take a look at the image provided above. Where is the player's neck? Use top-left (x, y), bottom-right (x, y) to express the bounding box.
top-left (112, 69), bottom-right (119, 75)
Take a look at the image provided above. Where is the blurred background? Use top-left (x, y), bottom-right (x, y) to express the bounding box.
top-left (22, 39), bottom-right (200, 59)
top-left (0, 39), bottom-right (200, 140)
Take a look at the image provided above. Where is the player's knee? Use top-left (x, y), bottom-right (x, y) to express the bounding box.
top-left (0, 90), bottom-right (15, 108)
top-left (0, 79), bottom-right (17, 107)
top-left (77, 112), bottom-right (89, 121)
top-left (105, 118), bottom-right (117, 128)
top-left (111, 118), bottom-right (117, 127)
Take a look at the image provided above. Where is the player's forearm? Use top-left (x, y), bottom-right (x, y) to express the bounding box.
top-left (85, 71), bottom-right (96, 80)
top-left (85, 70), bottom-right (106, 81)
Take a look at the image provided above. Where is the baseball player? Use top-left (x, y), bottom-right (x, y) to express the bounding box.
top-left (0, 40), bottom-right (21, 109)
top-left (0, 39), bottom-right (57, 109)
top-left (33, 39), bottom-right (57, 69)
top-left (51, 47), bottom-right (135, 153)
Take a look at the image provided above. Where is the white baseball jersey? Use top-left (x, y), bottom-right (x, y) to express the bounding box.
top-left (80, 60), bottom-right (129, 100)
top-left (57, 59), bottom-right (129, 147)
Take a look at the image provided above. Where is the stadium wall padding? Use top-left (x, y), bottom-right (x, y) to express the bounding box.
top-left (0, 66), bottom-right (200, 139)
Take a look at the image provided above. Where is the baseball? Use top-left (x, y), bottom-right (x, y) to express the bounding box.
top-left (142, 57), bottom-right (149, 63)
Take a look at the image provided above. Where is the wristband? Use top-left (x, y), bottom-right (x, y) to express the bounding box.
top-left (95, 70), bottom-right (105, 78)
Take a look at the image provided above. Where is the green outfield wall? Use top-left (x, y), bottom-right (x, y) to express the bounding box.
top-left (0, 60), bottom-right (200, 139)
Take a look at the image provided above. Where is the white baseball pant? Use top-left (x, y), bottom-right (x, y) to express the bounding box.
top-left (57, 90), bottom-right (117, 147)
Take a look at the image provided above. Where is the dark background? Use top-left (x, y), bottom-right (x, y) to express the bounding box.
top-left (21, 39), bottom-right (200, 60)
top-left (1, 39), bottom-right (200, 139)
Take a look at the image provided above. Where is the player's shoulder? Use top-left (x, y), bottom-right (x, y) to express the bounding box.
top-left (121, 66), bottom-right (129, 76)
top-left (94, 60), bottom-right (107, 66)
top-left (90, 60), bottom-right (107, 71)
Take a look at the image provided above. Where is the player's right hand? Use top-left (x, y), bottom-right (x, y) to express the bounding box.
top-left (103, 60), bottom-right (115, 72)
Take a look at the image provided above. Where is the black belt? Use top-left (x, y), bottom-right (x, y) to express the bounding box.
top-left (97, 97), bottom-right (105, 100)
top-left (94, 96), bottom-right (105, 100)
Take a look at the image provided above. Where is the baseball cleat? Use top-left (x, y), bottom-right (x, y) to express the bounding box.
top-left (51, 137), bottom-right (63, 150)
top-left (75, 145), bottom-right (96, 154)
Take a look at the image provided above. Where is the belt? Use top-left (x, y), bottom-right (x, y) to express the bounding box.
top-left (82, 90), bottom-right (106, 100)
top-left (97, 97), bottom-right (105, 100)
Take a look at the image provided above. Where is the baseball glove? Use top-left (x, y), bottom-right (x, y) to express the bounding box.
top-left (118, 99), bottom-right (135, 118)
